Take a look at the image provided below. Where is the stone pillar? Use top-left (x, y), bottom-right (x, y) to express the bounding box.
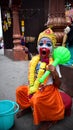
top-left (12, 6), bottom-right (22, 50)
top-left (46, 0), bottom-right (68, 46)
top-left (10, 6), bottom-right (28, 60)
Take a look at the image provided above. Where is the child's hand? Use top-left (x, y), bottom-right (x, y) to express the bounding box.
top-left (46, 64), bottom-right (57, 79)
top-left (39, 83), bottom-right (45, 92)
top-left (46, 64), bottom-right (56, 72)
top-left (46, 65), bottom-right (61, 87)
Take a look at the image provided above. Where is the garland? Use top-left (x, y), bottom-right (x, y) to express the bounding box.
top-left (28, 55), bottom-right (40, 87)
top-left (28, 55), bottom-right (53, 94)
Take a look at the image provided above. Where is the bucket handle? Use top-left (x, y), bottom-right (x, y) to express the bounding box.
top-left (4, 102), bottom-right (19, 116)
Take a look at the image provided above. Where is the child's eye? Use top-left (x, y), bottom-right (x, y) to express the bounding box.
top-left (46, 43), bottom-right (52, 47)
top-left (39, 42), bottom-right (43, 46)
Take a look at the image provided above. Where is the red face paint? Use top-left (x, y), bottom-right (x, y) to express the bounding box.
top-left (40, 48), bottom-right (50, 56)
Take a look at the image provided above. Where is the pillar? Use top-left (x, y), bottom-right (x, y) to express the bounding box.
top-left (46, 0), bottom-right (68, 46)
top-left (11, 5), bottom-right (28, 60)
top-left (12, 6), bottom-right (22, 50)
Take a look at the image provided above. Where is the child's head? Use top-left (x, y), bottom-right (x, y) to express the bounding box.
top-left (37, 28), bottom-right (56, 58)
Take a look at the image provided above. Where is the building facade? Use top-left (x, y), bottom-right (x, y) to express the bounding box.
top-left (0, 0), bottom-right (73, 59)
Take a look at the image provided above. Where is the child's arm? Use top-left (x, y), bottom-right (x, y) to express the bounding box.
top-left (47, 65), bottom-right (61, 87)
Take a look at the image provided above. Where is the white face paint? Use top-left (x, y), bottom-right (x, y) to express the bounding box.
top-left (37, 37), bottom-right (53, 56)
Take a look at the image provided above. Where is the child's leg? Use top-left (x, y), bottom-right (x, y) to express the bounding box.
top-left (16, 85), bottom-right (31, 118)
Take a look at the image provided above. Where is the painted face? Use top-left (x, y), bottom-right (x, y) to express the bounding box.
top-left (37, 37), bottom-right (53, 59)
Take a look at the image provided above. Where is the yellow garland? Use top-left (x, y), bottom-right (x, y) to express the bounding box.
top-left (29, 62), bottom-right (46, 94)
top-left (28, 55), bottom-right (47, 94)
top-left (28, 55), bottom-right (40, 86)
top-left (28, 55), bottom-right (53, 94)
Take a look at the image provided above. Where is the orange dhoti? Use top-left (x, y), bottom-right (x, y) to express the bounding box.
top-left (16, 84), bottom-right (65, 125)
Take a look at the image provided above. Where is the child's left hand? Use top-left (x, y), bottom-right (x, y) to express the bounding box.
top-left (46, 64), bottom-right (56, 72)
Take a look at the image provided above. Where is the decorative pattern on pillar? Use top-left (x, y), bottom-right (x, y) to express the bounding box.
top-left (12, 6), bottom-right (23, 50)
top-left (47, 0), bottom-right (68, 46)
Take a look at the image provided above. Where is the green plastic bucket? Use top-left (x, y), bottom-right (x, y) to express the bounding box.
top-left (0, 100), bottom-right (19, 130)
